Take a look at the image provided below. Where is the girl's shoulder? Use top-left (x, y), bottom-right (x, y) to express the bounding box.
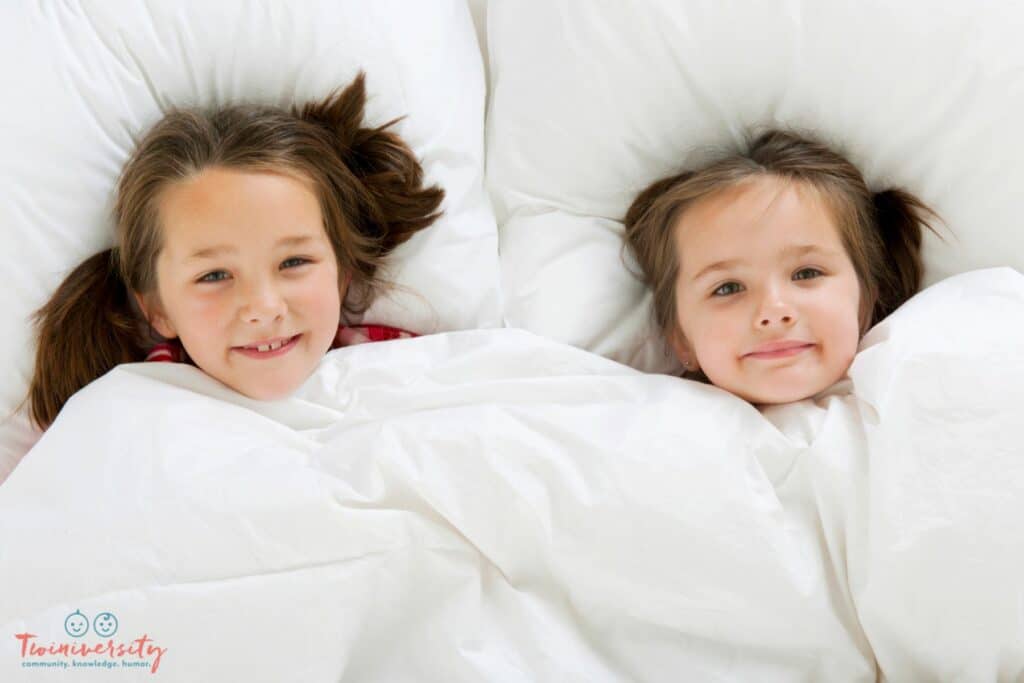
top-left (144, 324), bottom-right (419, 365)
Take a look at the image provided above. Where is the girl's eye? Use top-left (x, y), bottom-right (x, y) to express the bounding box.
top-left (281, 257), bottom-right (311, 269)
top-left (710, 268), bottom-right (823, 297)
top-left (198, 270), bottom-right (229, 283)
top-left (794, 267), bottom-right (823, 281)
top-left (197, 257), bottom-right (311, 283)
top-left (711, 282), bottom-right (743, 297)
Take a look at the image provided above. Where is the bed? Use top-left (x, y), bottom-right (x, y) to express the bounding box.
top-left (2, 1), bottom-right (1023, 681)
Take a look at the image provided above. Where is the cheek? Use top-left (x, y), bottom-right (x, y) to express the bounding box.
top-left (836, 312), bottom-right (862, 358)
top-left (298, 269), bottom-right (343, 339)
top-left (689, 308), bottom-right (738, 348)
top-left (309, 269), bottom-right (342, 311)
top-left (816, 285), bottom-right (862, 357)
top-left (181, 292), bottom-right (230, 329)
top-left (158, 285), bottom-right (234, 343)
top-left (683, 308), bottom-right (746, 371)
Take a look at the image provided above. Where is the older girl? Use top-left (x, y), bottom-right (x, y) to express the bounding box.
top-left (27, 73), bottom-right (443, 430)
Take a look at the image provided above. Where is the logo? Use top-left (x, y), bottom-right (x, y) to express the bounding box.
top-left (15, 610), bottom-right (167, 674)
top-left (63, 611), bottom-right (88, 639)
top-left (93, 613), bottom-right (119, 638)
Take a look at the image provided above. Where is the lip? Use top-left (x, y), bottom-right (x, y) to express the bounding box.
top-left (744, 340), bottom-right (815, 360)
top-left (233, 333), bottom-right (301, 359)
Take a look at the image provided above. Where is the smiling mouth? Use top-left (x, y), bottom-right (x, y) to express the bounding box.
top-left (745, 343), bottom-right (815, 360)
top-left (232, 334), bottom-right (302, 359)
top-left (235, 334), bottom-right (300, 352)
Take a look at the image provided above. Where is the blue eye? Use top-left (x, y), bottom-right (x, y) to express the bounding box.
top-left (794, 267), bottom-right (823, 280)
top-left (198, 270), bottom-right (229, 283)
top-left (711, 282), bottom-right (743, 297)
top-left (281, 257), bottom-right (310, 269)
top-left (197, 258), bottom-right (311, 284)
top-left (711, 268), bottom-right (824, 297)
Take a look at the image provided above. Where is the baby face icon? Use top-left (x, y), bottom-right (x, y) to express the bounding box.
top-left (64, 610), bottom-right (89, 638)
top-left (93, 612), bottom-right (118, 637)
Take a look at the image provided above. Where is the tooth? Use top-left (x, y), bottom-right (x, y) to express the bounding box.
top-left (258, 344), bottom-right (270, 352)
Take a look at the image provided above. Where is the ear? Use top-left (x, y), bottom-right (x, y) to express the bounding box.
top-left (667, 327), bottom-right (698, 373)
top-left (133, 290), bottom-right (177, 339)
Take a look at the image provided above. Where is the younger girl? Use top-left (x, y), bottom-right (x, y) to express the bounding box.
top-left (27, 73), bottom-right (443, 431)
top-left (624, 129), bottom-right (942, 405)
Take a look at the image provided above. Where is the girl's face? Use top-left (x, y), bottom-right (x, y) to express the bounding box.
top-left (671, 176), bottom-right (862, 405)
top-left (136, 167), bottom-right (345, 400)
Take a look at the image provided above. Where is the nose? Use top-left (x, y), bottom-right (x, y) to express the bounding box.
top-left (755, 282), bottom-right (797, 329)
top-left (239, 277), bottom-right (286, 324)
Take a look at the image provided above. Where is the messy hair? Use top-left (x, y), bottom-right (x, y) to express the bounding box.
top-left (27, 72), bottom-right (443, 430)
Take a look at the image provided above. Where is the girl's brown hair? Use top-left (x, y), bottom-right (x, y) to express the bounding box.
top-left (26, 72), bottom-right (444, 430)
top-left (623, 129), bottom-right (944, 376)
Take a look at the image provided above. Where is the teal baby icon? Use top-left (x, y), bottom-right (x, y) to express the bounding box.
top-left (64, 610), bottom-right (89, 638)
top-left (92, 612), bottom-right (118, 637)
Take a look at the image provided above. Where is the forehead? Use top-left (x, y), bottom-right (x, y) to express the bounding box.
top-left (674, 177), bottom-right (844, 272)
top-left (156, 167), bottom-right (325, 255)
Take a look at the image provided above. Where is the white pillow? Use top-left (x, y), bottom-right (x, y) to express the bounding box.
top-left (486, 0), bottom-right (1024, 372)
top-left (0, 0), bottom-right (498, 466)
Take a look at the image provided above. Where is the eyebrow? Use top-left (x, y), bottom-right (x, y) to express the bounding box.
top-left (186, 235), bottom-right (317, 261)
top-left (690, 244), bottom-right (839, 283)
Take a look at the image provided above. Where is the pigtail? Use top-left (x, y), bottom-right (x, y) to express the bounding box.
top-left (296, 72), bottom-right (444, 254)
top-left (870, 188), bottom-right (942, 326)
top-left (27, 249), bottom-right (149, 431)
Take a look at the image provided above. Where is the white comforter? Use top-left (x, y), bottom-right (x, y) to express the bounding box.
top-left (1, 268), bottom-right (1022, 682)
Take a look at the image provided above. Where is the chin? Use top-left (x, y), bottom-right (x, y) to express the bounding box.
top-left (749, 378), bottom-right (838, 406)
top-left (749, 390), bottom-right (815, 406)
top-left (236, 380), bottom-right (302, 402)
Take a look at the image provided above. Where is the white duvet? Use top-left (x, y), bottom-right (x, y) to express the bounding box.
top-left (1, 268), bottom-right (1022, 682)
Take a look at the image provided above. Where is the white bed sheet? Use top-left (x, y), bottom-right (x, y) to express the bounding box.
top-left (1, 268), bottom-right (1022, 681)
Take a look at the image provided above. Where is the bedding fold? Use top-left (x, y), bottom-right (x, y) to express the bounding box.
top-left (1, 268), bottom-right (1022, 681)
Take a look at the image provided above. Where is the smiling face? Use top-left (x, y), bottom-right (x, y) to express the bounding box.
top-left (135, 167), bottom-right (345, 400)
top-left (93, 612), bottom-right (118, 637)
top-left (670, 176), bottom-right (862, 405)
top-left (64, 610), bottom-right (88, 637)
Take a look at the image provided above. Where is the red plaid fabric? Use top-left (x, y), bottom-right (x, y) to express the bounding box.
top-left (145, 324), bottom-right (418, 364)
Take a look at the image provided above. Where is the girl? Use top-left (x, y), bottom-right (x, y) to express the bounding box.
top-left (624, 129), bottom-right (943, 405)
top-left (26, 72), bottom-right (443, 431)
